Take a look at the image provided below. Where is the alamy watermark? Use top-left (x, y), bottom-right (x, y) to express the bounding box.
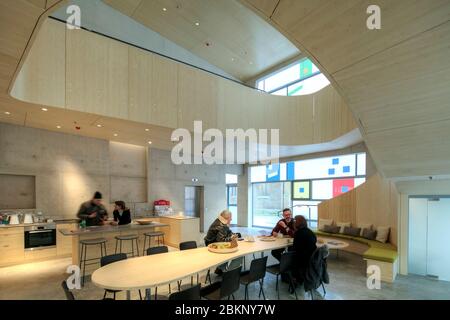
top-left (367, 5), bottom-right (381, 30)
top-left (366, 265), bottom-right (381, 289)
top-left (66, 265), bottom-right (81, 289)
top-left (171, 121), bottom-right (279, 165)
top-left (66, 4), bottom-right (81, 30)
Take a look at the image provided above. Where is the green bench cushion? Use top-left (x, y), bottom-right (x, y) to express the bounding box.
top-left (363, 248), bottom-right (398, 263)
top-left (313, 230), bottom-right (398, 263)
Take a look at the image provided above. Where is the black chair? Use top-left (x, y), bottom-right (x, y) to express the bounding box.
top-left (146, 246), bottom-right (171, 299)
top-left (305, 246), bottom-right (329, 300)
top-left (61, 280), bottom-right (114, 300)
top-left (100, 253), bottom-right (132, 300)
top-left (200, 266), bottom-right (242, 300)
top-left (146, 246), bottom-right (169, 255)
top-left (61, 280), bottom-right (75, 300)
top-left (169, 284), bottom-right (201, 300)
top-left (178, 241), bottom-right (200, 289)
top-left (267, 251), bottom-right (298, 300)
top-left (179, 241), bottom-right (197, 250)
top-left (240, 256), bottom-right (268, 300)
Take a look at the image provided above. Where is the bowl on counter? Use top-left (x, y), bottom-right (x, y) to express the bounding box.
top-left (135, 219), bottom-right (155, 225)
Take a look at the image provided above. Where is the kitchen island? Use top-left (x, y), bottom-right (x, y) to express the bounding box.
top-left (60, 216), bottom-right (200, 275)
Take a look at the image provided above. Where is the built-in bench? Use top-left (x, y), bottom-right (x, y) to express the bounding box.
top-left (314, 230), bottom-right (398, 283)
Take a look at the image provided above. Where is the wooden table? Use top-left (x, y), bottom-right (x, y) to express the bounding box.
top-left (91, 237), bottom-right (292, 299)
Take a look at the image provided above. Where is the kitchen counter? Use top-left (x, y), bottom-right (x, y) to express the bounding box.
top-left (0, 219), bottom-right (79, 228)
top-left (135, 215), bottom-right (199, 220)
top-left (59, 221), bottom-right (168, 236)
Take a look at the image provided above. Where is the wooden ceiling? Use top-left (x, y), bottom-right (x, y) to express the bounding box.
top-left (0, 0), bottom-right (170, 152)
top-left (242, 0), bottom-right (450, 178)
top-left (102, 0), bottom-right (300, 81)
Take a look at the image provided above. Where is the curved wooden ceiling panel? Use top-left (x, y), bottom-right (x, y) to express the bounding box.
top-left (241, 0), bottom-right (450, 177)
top-left (102, 0), bottom-right (301, 81)
top-left (8, 18), bottom-right (358, 150)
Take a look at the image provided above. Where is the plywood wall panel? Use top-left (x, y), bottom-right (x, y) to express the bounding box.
top-left (128, 46), bottom-right (153, 123)
top-left (11, 19), bottom-right (65, 108)
top-left (319, 173), bottom-right (398, 246)
top-left (66, 28), bottom-right (129, 119)
top-left (151, 54), bottom-right (178, 128)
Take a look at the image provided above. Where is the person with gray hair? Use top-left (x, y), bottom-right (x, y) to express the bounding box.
top-left (204, 210), bottom-right (239, 275)
top-left (204, 210), bottom-right (236, 246)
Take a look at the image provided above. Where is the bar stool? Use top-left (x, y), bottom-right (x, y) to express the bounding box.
top-left (142, 231), bottom-right (165, 255)
top-left (79, 238), bottom-right (107, 286)
top-left (115, 234), bottom-right (140, 257)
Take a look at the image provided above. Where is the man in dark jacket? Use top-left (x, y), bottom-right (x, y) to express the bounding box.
top-left (293, 215), bottom-right (317, 283)
top-left (77, 191), bottom-right (108, 226)
top-left (204, 210), bottom-right (238, 275)
top-left (204, 210), bottom-right (237, 245)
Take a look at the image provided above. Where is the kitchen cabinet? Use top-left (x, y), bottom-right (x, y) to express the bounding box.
top-left (0, 227), bottom-right (25, 266)
top-left (56, 223), bottom-right (77, 256)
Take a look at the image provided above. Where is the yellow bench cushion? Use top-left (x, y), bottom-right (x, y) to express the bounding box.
top-left (314, 230), bottom-right (398, 263)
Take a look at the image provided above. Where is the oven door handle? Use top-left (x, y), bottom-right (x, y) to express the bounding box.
top-left (28, 230), bottom-right (54, 234)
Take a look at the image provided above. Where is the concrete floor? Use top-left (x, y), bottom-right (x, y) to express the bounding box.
top-left (1, 250), bottom-right (450, 300)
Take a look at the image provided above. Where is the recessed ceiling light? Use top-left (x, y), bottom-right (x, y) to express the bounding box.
top-left (163, 7), bottom-right (167, 11)
top-left (41, 108), bottom-right (48, 112)
top-left (249, 61), bottom-right (253, 65)
top-left (96, 124), bottom-right (102, 128)
top-left (113, 133), bottom-right (118, 137)
top-left (4, 111), bottom-right (11, 115)
top-left (145, 128), bottom-right (150, 132)
top-left (148, 141), bottom-right (152, 145)
top-left (231, 58), bottom-right (235, 62)
top-left (56, 125), bottom-right (61, 129)
top-left (195, 22), bottom-right (200, 26)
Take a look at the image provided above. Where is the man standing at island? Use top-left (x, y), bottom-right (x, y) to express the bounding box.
top-left (77, 191), bottom-right (108, 227)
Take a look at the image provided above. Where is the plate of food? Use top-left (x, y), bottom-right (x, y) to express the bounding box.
top-left (208, 240), bottom-right (238, 253)
top-left (258, 236), bottom-right (276, 242)
top-left (135, 219), bottom-right (154, 225)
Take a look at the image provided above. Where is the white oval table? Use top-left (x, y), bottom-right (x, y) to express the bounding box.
top-left (317, 237), bottom-right (349, 259)
top-left (91, 237), bottom-right (292, 299)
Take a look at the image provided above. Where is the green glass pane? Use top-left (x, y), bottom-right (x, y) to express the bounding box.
top-left (293, 181), bottom-right (310, 199)
top-left (288, 82), bottom-right (303, 96)
top-left (300, 59), bottom-right (313, 80)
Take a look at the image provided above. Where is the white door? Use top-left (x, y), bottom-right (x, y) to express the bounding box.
top-left (408, 198), bottom-right (428, 276)
top-left (427, 198), bottom-right (450, 281)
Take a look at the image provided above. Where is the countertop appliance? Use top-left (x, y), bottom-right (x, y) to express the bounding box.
top-left (7, 213), bottom-right (20, 225)
top-left (23, 213), bottom-right (35, 224)
top-left (24, 223), bottom-right (56, 250)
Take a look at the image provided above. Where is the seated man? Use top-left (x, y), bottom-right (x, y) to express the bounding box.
top-left (293, 215), bottom-right (317, 283)
top-left (204, 210), bottom-right (238, 275)
top-left (271, 208), bottom-right (296, 262)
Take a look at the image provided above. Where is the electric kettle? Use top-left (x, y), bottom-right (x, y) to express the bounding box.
top-left (24, 213), bottom-right (35, 224)
top-left (8, 213), bottom-right (20, 225)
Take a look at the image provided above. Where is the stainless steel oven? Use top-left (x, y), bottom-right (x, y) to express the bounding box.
top-left (24, 223), bottom-right (56, 250)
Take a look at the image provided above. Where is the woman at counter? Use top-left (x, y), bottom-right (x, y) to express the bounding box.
top-left (112, 201), bottom-right (131, 225)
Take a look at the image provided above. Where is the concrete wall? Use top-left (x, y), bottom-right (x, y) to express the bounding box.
top-left (147, 148), bottom-right (243, 231)
top-left (0, 123), bottom-right (147, 219)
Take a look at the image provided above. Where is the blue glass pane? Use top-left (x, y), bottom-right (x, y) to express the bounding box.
top-left (332, 158), bottom-right (339, 165)
top-left (328, 168), bottom-right (335, 175)
top-left (343, 166), bottom-right (350, 173)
